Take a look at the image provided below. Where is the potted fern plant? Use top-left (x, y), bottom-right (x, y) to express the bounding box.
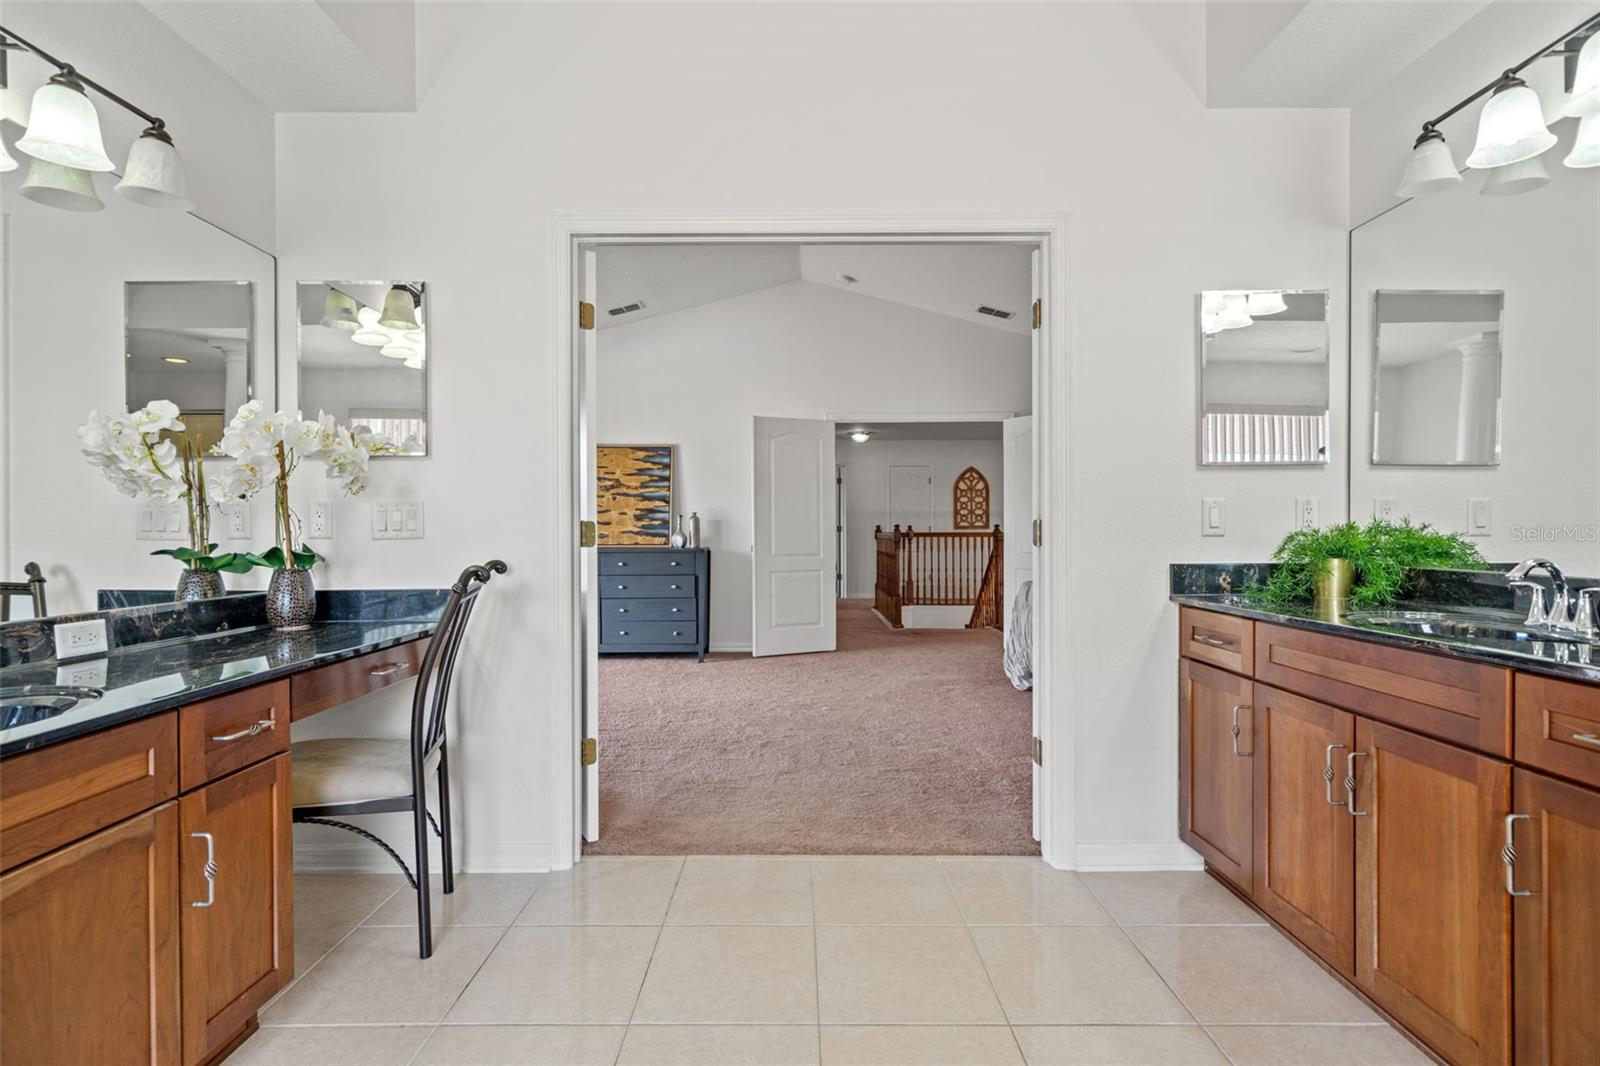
top-left (1248, 519), bottom-right (1488, 610)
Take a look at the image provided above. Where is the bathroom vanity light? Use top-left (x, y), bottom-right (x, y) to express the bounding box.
top-left (1466, 77), bottom-right (1556, 169)
top-left (351, 307), bottom-right (393, 348)
top-left (1563, 28), bottom-right (1600, 117)
top-left (320, 289), bottom-right (361, 332)
top-left (379, 286), bottom-right (421, 331)
top-left (1245, 291), bottom-right (1287, 317)
top-left (1480, 154), bottom-right (1551, 197)
top-left (1, 26), bottom-right (193, 211)
top-left (1566, 114), bottom-right (1600, 168)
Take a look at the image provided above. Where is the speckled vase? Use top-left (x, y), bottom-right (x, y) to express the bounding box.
top-left (175, 569), bottom-right (225, 601)
top-left (266, 567), bottom-right (316, 630)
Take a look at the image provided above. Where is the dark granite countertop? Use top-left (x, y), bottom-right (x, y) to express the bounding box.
top-left (1172, 593), bottom-right (1600, 685)
top-left (1, 590), bottom-right (447, 757)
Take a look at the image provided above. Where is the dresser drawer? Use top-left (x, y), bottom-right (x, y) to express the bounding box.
top-left (179, 680), bottom-right (289, 792)
top-left (602, 620), bottom-right (698, 646)
top-left (290, 640), bottom-right (428, 722)
top-left (1, 712), bottom-right (178, 871)
top-left (1180, 607), bottom-right (1254, 675)
top-left (604, 597), bottom-right (696, 621)
top-left (1515, 673), bottom-right (1600, 788)
top-left (1255, 622), bottom-right (1511, 755)
top-left (599, 552), bottom-right (697, 576)
top-left (603, 575), bottom-right (697, 599)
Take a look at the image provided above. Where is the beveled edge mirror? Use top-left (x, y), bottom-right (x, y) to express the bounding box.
top-left (125, 280), bottom-right (256, 454)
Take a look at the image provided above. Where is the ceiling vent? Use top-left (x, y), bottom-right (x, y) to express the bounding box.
top-left (976, 305), bottom-right (1015, 320)
top-left (607, 301), bottom-right (646, 317)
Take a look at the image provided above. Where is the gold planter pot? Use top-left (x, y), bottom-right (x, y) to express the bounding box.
top-left (1314, 557), bottom-right (1355, 606)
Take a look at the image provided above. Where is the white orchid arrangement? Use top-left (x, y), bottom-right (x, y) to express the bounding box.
top-left (215, 401), bottom-right (392, 571)
top-left (78, 401), bottom-right (252, 574)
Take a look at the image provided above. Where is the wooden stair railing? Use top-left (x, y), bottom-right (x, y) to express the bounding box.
top-left (874, 525), bottom-right (1001, 628)
top-left (968, 529), bottom-right (1004, 629)
top-left (874, 525), bottom-right (903, 627)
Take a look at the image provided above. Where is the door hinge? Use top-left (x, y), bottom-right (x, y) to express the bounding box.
top-left (1032, 737), bottom-right (1043, 766)
top-left (1032, 298), bottom-right (1042, 330)
top-left (578, 301), bottom-right (595, 331)
top-left (581, 737), bottom-right (598, 766)
top-left (579, 520), bottom-right (597, 548)
top-left (1032, 518), bottom-right (1043, 547)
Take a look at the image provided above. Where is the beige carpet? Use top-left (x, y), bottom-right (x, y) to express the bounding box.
top-left (587, 598), bottom-right (1037, 855)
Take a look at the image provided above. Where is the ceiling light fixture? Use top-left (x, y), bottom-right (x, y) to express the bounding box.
top-left (162, 356), bottom-right (189, 365)
top-left (1395, 14), bottom-right (1599, 198)
top-left (1, 26), bottom-right (192, 212)
top-left (849, 430), bottom-right (872, 444)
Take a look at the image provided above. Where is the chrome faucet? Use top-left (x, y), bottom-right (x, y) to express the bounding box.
top-left (1507, 558), bottom-right (1589, 635)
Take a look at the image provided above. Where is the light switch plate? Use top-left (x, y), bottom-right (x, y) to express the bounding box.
top-left (1374, 497), bottom-right (1399, 523)
top-left (135, 501), bottom-right (188, 541)
top-left (1467, 497), bottom-right (1492, 537)
top-left (1201, 497), bottom-right (1226, 537)
top-left (54, 618), bottom-right (108, 660)
top-left (1294, 496), bottom-right (1319, 531)
top-left (371, 501), bottom-right (425, 540)
top-left (308, 500), bottom-right (333, 539)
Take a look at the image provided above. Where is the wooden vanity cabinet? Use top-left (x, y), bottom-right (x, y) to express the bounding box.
top-left (1251, 685), bottom-right (1356, 976)
top-left (1510, 768), bottom-right (1600, 1066)
top-left (1178, 658), bottom-right (1254, 891)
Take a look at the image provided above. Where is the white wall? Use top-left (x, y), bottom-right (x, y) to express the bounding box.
top-left (272, 1), bottom-right (1348, 872)
top-left (595, 280), bottom-right (1027, 648)
top-left (837, 437), bottom-right (1005, 600)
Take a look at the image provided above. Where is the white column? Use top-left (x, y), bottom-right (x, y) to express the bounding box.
top-left (221, 343), bottom-right (249, 415)
top-left (1453, 333), bottom-right (1500, 464)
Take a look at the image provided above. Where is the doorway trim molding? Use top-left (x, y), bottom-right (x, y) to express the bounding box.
top-left (551, 214), bottom-right (1076, 869)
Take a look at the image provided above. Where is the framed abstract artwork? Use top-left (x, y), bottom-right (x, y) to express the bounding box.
top-left (597, 444), bottom-right (675, 545)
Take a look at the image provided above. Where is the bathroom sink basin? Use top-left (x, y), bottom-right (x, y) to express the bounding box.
top-left (0, 685), bottom-right (103, 729)
top-left (1347, 612), bottom-right (1591, 647)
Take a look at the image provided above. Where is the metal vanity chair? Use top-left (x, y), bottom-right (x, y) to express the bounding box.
top-left (0, 562), bottom-right (47, 621)
top-left (290, 559), bottom-right (507, 958)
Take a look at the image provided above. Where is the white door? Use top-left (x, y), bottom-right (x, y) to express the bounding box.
top-left (1003, 417), bottom-right (1034, 632)
top-left (578, 246), bottom-right (601, 843)
top-left (752, 416), bottom-right (837, 657)
top-left (888, 464), bottom-right (932, 531)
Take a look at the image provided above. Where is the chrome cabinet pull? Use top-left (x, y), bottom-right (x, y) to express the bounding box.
top-left (1193, 633), bottom-right (1231, 648)
top-left (1230, 705), bottom-right (1250, 756)
top-left (190, 832), bottom-right (217, 908)
top-left (210, 717), bottom-right (274, 743)
top-left (1573, 732), bottom-right (1600, 747)
top-left (368, 662), bottom-right (407, 677)
top-left (670, 561), bottom-right (680, 567)
top-left (1345, 751), bottom-right (1369, 816)
top-left (1323, 743), bottom-right (1348, 805)
top-left (618, 630), bottom-right (628, 637)
top-left (1503, 813), bottom-right (1532, 897)
top-left (669, 584), bottom-right (681, 590)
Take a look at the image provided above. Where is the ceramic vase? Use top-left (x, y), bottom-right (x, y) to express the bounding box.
top-left (266, 568), bottom-right (316, 630)
top-left (670, 514), bottom-right (688, 549)
top-left (175, 569), bottom-right (225, 601)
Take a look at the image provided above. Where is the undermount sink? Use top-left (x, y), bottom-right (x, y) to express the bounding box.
top-left (1347, 611), bottom-right (1593, 647)
top-left (0, 685), bottom-right (104, 729)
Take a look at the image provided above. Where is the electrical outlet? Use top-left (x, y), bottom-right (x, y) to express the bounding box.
top-left (1294, 496), bottom-right (1320, 530)
top-left (308, 500), bottom-right (333, 539)
top-left (221, 501), bottom-right (252, 540)
top-left (371, 501), bottom-right (425, 540)
top-left (1201, 497), bottom-right (1226, 537)
top-left (53, 618), bottom-right (108, 660)
top-left (56, 659), bottom-right (107, 688)
top-left (1374, 497), bottom-right (1399, 523)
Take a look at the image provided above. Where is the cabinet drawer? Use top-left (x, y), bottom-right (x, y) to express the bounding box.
top-left (290, 640), bottom-right (427, 722)
top-left (604, 597), bottom-right (696, 622)
top-left (602, 620), bottom-right (698, 646)
top-left (1, 712), bottom-right (178, 872)
top-left (1256, 622), bottom-right (1511, 756)
top-left (1515, 673), bottom-right (1600, 788)
top-left (179, 681), bottom-right (289, 792)
top-left (1180, 607), bottom-right (1254, 675)
top-left (599, 552), bottom-right (697, 576)
top-left (603, 575), bottom-right (697, 599)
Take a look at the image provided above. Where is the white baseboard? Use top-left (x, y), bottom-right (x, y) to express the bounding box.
top-left (293, 840), bottom-right (556, 874)
top-left (709, 642), bottom-right (751, 653)
top-left (1073, 840), bottom-right (1205, 871)
top-left (902, 605), bottom-right (974, 629)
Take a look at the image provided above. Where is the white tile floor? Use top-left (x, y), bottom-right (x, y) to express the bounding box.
top-left (236, 858), bottom-right (1433, 1066)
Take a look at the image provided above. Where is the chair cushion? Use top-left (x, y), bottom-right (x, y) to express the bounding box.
top-left (291, 737), bottom-right (435, 808)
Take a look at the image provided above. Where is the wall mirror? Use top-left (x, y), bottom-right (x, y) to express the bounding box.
top-left (1371, 291), bottom-right (1503, 467)
top-left (297, 281), bottom-right (429, 456)
top-left (1196, 289), bottom-right (1330, 465)
top-left (125, 281), bottom-right (254, 452)
top-left (1350, 113), bottom-right (1598, 574)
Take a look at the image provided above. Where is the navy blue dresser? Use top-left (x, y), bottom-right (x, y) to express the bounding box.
top-left (597, 547), bottom-right (711, 661)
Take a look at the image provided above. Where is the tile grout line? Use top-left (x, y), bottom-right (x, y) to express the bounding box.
top-left (935, 857), bottom-right (1030, 1066)
top-left (262, 877), bottom-right (409, 1018)
top-left (423, 875), bottom-right (543, 1045)
top-left (613, 856), bottom-right (688, 1066)
top-left (809, 858), bottom-right (822, 1064)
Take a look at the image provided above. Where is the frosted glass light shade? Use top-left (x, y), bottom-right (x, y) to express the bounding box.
top-left (1565, 114), bottom-right (1600, 168)
top-left (1215, 294), bottom-right (1252, 331)
top-left (321, 289), bottom-right (361, 331)
top-left (16, 75), bottom-right (115, 171)
top-left (378, 287), bottom-right (419, 330)
top-left (0, 137), bottom-right (16, 174)
top-left (1562, 31), bottom-right (1600, 118)
top-left (380, 340), bottom-right (417, 359)
top-left (1396, 131), bottom-right (1462, 197)
top-left (1246, 291), bottom-right (1287, 316)
top-left (1480, 154), bottom-right (1550, 196)
top-left (1466, 79), bottom-right (1557, 168)
top-left (19, 158), bottom-right (104, 212)
top-left (114, 129), bottom-right (193, 210)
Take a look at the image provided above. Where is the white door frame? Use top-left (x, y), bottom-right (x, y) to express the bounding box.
top-left (551, 214), bottom-right (1075, 869)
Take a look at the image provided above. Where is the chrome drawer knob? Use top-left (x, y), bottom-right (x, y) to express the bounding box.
top-left (618, 608), bottom-right (628, 613)
top-left (670, 584), bottom-right (680, 589)
top-left (671, 608), bottom-right (680, 613)
top-left (619, 630), bottom-right (628, 636)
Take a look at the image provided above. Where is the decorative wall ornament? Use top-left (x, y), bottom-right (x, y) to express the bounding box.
top-left (952, 466), bottom-right (991, 529)
top-left (597, 445), bottom-right (675, 545)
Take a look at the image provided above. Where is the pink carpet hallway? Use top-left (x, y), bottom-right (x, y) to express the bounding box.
top-left (589, 598), bottom-right (1036, 855)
